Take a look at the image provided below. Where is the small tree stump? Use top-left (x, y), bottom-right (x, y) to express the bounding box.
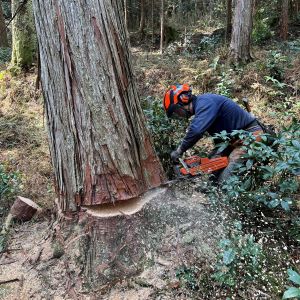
top-left (10, 196), bottom-right (41, 222)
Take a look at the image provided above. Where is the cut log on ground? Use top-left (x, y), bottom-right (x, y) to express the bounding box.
top-left (10, 196), bottom-right (41, 222)
top-left (1, 197), bottom-right (41, 235)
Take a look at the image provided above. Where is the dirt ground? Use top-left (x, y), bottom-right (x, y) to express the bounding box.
top-left (0, 182), bottom-right (225, 300)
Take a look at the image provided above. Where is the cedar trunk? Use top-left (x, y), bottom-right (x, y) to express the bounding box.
top-left (230, 0), bottom-right (254, 63)
top-left (280, 0), bottom-right (289, 40)
top-left (0, 1), bottom-right (8, 47)
top-left (11, 0), bottom-right (36, 68)
top-left (32, 0), bottom-right (165, 212)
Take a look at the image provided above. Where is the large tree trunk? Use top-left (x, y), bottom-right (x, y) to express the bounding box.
top-left (11, 0), bottom-right (36, 68)
top-left (32, 0), bottom-right (165, 212)
top-left (280, 0), bottom-right (289, 40)
top-left (230, 0), bottom-right (254, 63)
top-left (0, 1), bottom-right (8, 47)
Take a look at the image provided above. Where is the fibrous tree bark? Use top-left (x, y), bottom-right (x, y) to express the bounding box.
top-left (230, 0), bottom-right (254, 63)
top-left (32, 0), bottom-right (165, 212)
top-left (280, 0), bottom-right (289, 40)
top-left (0, 0), bottom-right (8, 47)
top-left (11, 0), bottom-right (36, 68)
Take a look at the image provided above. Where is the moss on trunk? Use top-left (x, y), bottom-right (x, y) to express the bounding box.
top-left (11, 0), bottom-right (36, 69)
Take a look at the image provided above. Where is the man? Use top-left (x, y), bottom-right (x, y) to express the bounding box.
top-left (163, 84), bottom-right (264, 181)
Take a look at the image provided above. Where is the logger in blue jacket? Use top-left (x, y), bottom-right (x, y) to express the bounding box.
top-left (163, 84), bottom-right (264, 181)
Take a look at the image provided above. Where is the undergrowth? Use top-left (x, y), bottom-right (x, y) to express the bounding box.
top-left (142, 30), bottom-right (300, 299)
top-left (204, 122), bottom-right (300, 297)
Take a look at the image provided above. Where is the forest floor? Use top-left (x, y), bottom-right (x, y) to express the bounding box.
top-left (0, 181), bottom-right (227, 300)
top-left (0, 29), bottom-right (300, 299)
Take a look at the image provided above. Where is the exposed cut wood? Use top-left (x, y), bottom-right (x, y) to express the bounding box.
top-left (84, 187), bottom-right (166, 218)
top-left (10, 196), bottom-right (41, 222)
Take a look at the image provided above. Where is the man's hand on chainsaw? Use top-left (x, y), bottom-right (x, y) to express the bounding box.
top-left (170, 146), bottom-right (183, 162)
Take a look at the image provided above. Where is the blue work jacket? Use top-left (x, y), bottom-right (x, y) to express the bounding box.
top-left (180, 94), bottom-right (255, 152)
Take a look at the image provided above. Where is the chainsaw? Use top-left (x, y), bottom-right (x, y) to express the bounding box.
top-left (174, 155), bottom-right (229, 177)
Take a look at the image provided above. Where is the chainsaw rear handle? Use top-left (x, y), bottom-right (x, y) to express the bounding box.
top-left (242, 97), bottom-right (251, 113)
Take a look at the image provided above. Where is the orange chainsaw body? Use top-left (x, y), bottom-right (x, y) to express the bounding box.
top-left (179, 156), bottom-right (229, 176)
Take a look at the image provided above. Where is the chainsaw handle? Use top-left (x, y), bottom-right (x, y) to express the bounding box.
top-left (242, 97), bottom-right (251, 113)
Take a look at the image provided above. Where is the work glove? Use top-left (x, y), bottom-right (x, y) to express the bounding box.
top-left (170, 146), bottom-right (183, 163)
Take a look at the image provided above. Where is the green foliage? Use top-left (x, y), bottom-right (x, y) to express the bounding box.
top-left (0, 48), bottom-right (11, 64)
top-left (282, 269), bottom-right (300, 299)
top-left (252, 7), bottom-right (275, 44)
top-left (265, 76), bottom-right (287, 90)
top-left (0, 164), bottom-right (21, 223)
top-left (214, 121), bottom-right (300, 213)
top-left (286, 39), bottom-right (300, 53)
top-left (143, 97), bottom-right (187, 176)
top-left (213, 222), bottom-right (264, 287)
top-left (176, 266), bottom-right (199, 290)
top-left (266, 50), bottom-right (288, 81)
top-left (198, 35), bottom-right (222, 53)
top-left (1, 1), bottom-right (11, 18)
top-left (0, 164), bottom-right (20, 202)
top-left (215, 72), bottom-right (233, 98)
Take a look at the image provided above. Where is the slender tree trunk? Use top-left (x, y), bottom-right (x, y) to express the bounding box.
top-left (151, 0), bottom-right (154, 49)
top-left (32, 0), bottom-right (165, 212)
top-left (0, 0), bottom-right (8, 47)
top-left (280, 0), bottom-right (289, 40)
top-left (230, 0), bottom-right (254, 63)
top-left (11, 0), bottom-right (36, 69)
top-left (139, 0), bottom-right (145, 35)
top-left (160, 0), bottom-right (164, 54)
top-left (124, 0), bottom-right (128, 29)
top-left (225, 0), bottom-right (232, 42)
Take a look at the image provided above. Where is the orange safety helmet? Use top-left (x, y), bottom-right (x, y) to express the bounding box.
top-left (163, 84), bottom-right (192, 118)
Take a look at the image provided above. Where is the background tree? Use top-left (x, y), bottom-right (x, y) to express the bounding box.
top-left (0, 0), bottom-right (8, 47)
top-left (230, 0), bottom-right (254, 63)
top-left (280, 0), bottom-right (289, 40)
top-left (124, 0), bottom-right (128, 29)
top-left (160, 0), bottom-right (164, 53)
top-left (11, 0), bottom-right (36, 69)
top-left (32, 0), bottom-right (165, 212)
top-left (139, 0), bottom-right (146, 35)
top-left (225, 0), bottom-right (232, 42)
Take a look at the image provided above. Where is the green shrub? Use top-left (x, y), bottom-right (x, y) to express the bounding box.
top-left (0, 48), bottom-right (11, 64)
top-left (265, 50), bottom-right (288, 81)
top-left (252, 9), bottom-right (275, 45)
top-left (0, 164), bottom-right (21, 224)
top-left (213, 222), bottom-right (264, 287)
top-left (214, 121), bottom-right (300, 212)
top-left (1, 1), bottom-right (11, 18)
top-left (215, 71), bottom-right (234, 98)
top-left (143, 97), bottom-right (188, 176)
top-left (282, 269), bottom-right (300, 299)
top-left (176, 265), bottom-right (199, 290)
